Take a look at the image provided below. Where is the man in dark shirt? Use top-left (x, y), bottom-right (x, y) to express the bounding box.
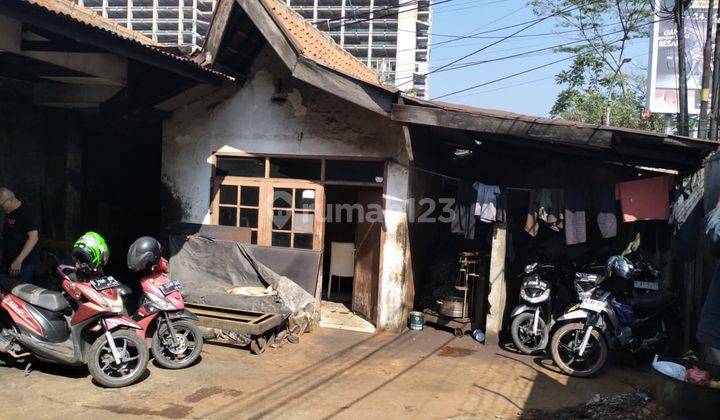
top-left (0, 187), bottom-right (39, 283)
top-left (699, 200), bottom-right (720, 364)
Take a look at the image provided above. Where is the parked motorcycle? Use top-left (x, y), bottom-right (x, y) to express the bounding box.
top-left (510, 261), bottom-right (603, 355)
top-left (0, 266), bottom-right (148, 387)
top-left (125, 237), bottom-right (203, 369)
top-left (549, 255), bottom-right (679, 377)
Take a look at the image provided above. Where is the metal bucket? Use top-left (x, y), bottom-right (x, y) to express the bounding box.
top-left (650, 357), bottom-right (720, 418)
top-left (408, 311), bottom-right (424, 330)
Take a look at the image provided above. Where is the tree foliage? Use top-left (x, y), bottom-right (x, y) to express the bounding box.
top-left (529, 1), bottom-right (656, 128)
top-left (551, 77), bottom-right (664, 131)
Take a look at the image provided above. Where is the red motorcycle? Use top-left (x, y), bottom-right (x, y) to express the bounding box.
top-left (126, 237), bottom-right (203, 369)
top-left (0, 266), bottom-right (149, 387)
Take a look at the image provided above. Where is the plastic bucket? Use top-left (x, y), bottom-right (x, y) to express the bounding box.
top-left (408, 311), bottom-right (424, 330)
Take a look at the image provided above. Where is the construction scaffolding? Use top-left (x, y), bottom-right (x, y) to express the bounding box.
top-left (74, 0), bottom-right (217, 50)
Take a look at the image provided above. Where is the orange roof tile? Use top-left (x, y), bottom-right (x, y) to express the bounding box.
top-left (259, 0), bottom-right (382, 87)
top-left (22, 0), bottom-right (160, 46)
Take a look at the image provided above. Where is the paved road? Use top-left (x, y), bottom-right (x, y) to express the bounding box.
top-left (0, 327), bottom-right (651, 419)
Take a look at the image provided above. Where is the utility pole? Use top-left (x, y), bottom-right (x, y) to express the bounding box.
top-left (699, 0), bottom-right (714, 138)
top-left (676, 0), bottom-right (689, 136)
top-left (711, 2), bottom-right (720, 141)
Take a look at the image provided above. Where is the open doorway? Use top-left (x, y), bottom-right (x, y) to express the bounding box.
top-left (321, 185), bottom-right (382, 333)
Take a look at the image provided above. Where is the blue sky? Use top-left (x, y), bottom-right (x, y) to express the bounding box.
top-left (427, 0), bottom-right (651, 116)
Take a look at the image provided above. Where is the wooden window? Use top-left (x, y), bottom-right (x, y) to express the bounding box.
top-left (270, 185), bottom-right (318, 249)
top-left (212, 177), bottom-right (323, 250)
top-left (215, 179), bottom-right (262, 244)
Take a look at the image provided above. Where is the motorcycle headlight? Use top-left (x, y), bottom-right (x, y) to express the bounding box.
top-left (145, 292), bottom-right (176, 311)
top-left (84, 288), bottom-right (124, 314)
top-left (520, 287), bottom-right (550, 303)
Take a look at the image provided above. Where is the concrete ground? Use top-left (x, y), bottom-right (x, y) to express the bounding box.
top-left (0, 327), bottom-right (652, 419)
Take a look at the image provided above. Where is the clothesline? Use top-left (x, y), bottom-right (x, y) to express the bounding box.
top-left (413, 165), bottom-right (534, 192)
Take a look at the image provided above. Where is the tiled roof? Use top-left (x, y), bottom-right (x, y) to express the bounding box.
top-left (259, 0), bottom-right (382, 87)
top-left (22, 0), bottom-right (160, 46)
top-left (14, 0), bottom-right (232, 81)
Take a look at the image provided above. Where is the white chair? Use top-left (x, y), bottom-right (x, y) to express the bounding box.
top-left (327, 242), bottom-right (355, 299)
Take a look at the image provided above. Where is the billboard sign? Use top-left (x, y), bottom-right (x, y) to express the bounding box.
top-left (648, 1), bottom-right (716, 114)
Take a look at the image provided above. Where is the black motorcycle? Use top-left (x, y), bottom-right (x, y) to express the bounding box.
top-left (549, 255), bottom-right (679, 377)
top-left (509, 262), bottom-right (603, 355)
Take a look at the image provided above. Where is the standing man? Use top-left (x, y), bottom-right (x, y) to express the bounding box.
top-left (0, 187), bottom-right (39, 283)
top-left (699, 198), bottom-right (720, 364)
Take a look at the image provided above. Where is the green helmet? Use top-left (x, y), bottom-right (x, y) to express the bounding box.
top-left (72, 231), bottom-right (109, 272)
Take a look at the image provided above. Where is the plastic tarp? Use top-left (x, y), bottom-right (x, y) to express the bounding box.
top-left (167, 235), bottom-right (316, 319)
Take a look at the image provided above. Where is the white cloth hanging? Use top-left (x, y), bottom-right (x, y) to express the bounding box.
top-left (473, 182), bottom-right (500, 223)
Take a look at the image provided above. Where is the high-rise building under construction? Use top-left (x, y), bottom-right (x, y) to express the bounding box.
top-left (73, 0), bottom-right (432, 98)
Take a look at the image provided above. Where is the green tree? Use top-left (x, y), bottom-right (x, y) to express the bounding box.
top-left (528, 0), bottom-right (652, 124)
top-left (551, 76), bottom-right (664, 131)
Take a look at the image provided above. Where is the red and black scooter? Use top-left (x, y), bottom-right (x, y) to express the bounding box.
top-left (0, 266), bottom-right (149, 387)
top-left (125, 237), bottom-right (203, 369)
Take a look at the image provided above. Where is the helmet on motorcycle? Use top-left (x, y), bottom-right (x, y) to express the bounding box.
top-left (72, 231), bottom-right (109, 273)
top-left (606, 255), bottom-right (632, 279)
top-left (127, 236), bottom-right (162, 272)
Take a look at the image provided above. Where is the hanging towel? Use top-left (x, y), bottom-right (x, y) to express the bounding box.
top-left (525, 189), bottom-right (540, 237)
top-left (565, 188), bottom-right (586, 245)
top-left (473, 182), bottom-right (501, 223)
top-left (451, 181), bottom-right (477, 239)
top-left (615, 175), bottom-right (674, 222)
top-left (595, 184), bottom-right (617, 238)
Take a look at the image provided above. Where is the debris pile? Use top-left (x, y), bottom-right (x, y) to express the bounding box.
top-left (521, 391), bottom-right (673, 420)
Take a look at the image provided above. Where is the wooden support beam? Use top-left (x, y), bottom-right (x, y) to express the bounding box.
top-left (485, 222), bottom-right (507, 346)
top-left (292, 57), bottom-right (392, 116)
top-left (21, 50), bottom-right (127, 86)
top-left (392, 104), bottom-right (613, 150)
top-left (198, 0), bottom-right (234, 65)
top-left (235, 0), bottom-right (297, 71)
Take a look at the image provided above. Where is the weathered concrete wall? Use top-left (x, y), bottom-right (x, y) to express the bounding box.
top-left (162, 47), bottom-right (406, 224)
top-left (162, 47), bottom-right (413, 331)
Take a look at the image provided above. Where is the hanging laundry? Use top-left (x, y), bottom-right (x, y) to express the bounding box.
top-left (525, 189), bottom-right (540, 237)
top-left (451, 181), bottom-right (477, 239)
top-left (594, 184), bottom-right (617, 238)
top-left (538, 188), bottom-right (564, 231)
top-left (473, 182), bottom-right (501, 223)
top-left (565, 188), bottom-right (586, 245)
top-left (495, 188), bottom-right (508, 223)
top-left (615, 175), bottom-right (674, 222)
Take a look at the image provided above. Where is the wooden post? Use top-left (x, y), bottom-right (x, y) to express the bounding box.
top-left (485, 222), bottom-right (507, 346)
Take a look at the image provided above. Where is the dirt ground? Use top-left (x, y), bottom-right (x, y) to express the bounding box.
top-left (0, 326), bottom-right (654, 419)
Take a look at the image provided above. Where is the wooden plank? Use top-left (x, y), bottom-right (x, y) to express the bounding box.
top-left (352, 189), bottom-right (382, 324)
top-left (292, 58), bottom-right (392, 116)
top-left (200, 0), bottom-right (235, 65)
top-left (485, 223), bottom-right (507, 346)
top-left (235, 0), bottom-right (297, 71)
top-left (391, 104), bottom-right (613, 150)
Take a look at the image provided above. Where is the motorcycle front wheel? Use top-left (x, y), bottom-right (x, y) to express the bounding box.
top-left (152, 319), bottom-right (203, 369)
top-left (550, 322), bottom-right (607, 377)
top-left (510, 312), bottom-right (548, 355)
top-left (87, 329), bottom-right (149, 388)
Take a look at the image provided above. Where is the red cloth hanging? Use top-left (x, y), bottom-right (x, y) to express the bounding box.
top-left (615, 175), bottom-right (674, 222)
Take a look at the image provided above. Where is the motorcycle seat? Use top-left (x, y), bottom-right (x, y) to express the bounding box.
top-left (627, 290), bottom-right (676, 311)
top-left (11, 283), bottom-right (68, 312)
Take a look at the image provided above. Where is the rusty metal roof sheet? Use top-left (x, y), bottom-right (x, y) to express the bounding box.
top-left (13, 0), bottom-right (232, 81)
top-left (404, 95), bottom-right (716, 148)
top-left (259, 0), bottom-right (382, 87)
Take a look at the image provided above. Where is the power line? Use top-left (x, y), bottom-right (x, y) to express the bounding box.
top-left (432, 54), bottom-right (579, 100)
top-left (395, 5), bottom-right (579, 88)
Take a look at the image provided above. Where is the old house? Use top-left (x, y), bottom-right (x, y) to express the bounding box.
top-left (2, 0), bottom-right (717, 343)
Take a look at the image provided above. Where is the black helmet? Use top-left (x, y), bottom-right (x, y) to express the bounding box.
top-left (127, 236), bottom-right (162, 272)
